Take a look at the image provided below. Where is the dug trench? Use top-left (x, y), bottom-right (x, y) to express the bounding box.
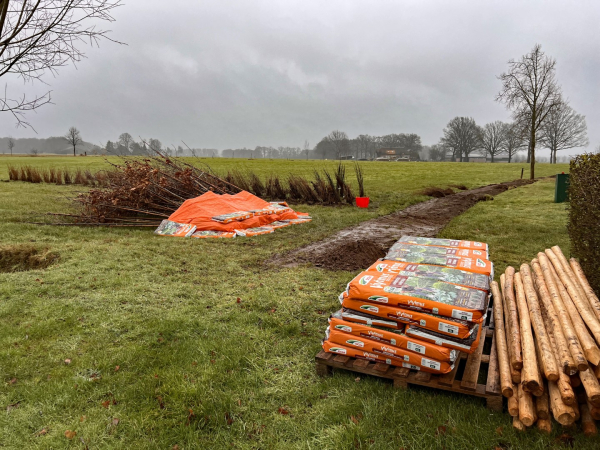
top-left (269, 179), bottom-right (534, 271)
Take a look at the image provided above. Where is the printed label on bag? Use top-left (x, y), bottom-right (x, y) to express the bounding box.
top-left (438, 322), bottom-right (459, 335)
top-left (452, 309), bottom-right (473, 321)
top-left (422, 358), bottom-right (441, 371)
top-left (407, 341), bottom-right (426, 354)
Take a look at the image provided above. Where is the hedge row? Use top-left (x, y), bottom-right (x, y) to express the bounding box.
top-left (568, 153), bottom-right (600, 293)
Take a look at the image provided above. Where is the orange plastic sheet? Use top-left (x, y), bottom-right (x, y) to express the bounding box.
top-left (168, 191), bottom-right (305, 231)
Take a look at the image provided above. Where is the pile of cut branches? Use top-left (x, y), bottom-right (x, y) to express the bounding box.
top-left (224, 162), bottom-right (357, 206)
top-left (52, 155), bottom-right (240, 226)
top-left (41, 154), bottom-right (364, 226)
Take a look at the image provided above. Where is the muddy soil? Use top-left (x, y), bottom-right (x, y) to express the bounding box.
top-left (270, 179), bottom-right (533, 271)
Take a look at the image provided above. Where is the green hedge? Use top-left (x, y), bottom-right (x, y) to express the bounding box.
top-left (568, 153), bottom-right (600, 293)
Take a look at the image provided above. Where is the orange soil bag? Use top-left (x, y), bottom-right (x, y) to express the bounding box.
top-left (191, 230), bottom-right (236, 239)
top-left (341, 296), bottom-right (477, 339)
top-left (345, 271), bottom-right (489, 322)
top-left (154, 220), bottom-right (196, 237)
top-left (338, 308), bottom-right (404, 330)
top-left (326, 327), bottom-right (455, 372)
top-left (405, 323), bottom-right (483, 354)
top-left (168, 191), bottom-right (306, 231)
top-left (384, 248), bottom-right (494, 278)
top-left (322, 340), bottom-right (452, 374)
top-left (365, 260), bottom-right (490, 292)
top-left (396, 236), bottom-right (489, 255)
top-left (329, 315), bottom-right (457, 362)
top-left (387, 243), bottom-right (487, 260)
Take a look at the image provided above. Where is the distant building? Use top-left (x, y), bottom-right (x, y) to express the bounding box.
top-left (376, 147), bottom-right (413, 161)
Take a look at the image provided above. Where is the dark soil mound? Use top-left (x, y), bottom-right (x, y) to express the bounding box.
top-left (420, 187), bottom-right (455, 198)
top-left (269, 179), bottom-right (533, 271)
top-left (0, 245), bottom-right (59, 273)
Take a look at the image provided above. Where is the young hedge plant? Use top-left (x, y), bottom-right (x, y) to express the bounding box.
top-left (568, 153), bottom-right (600, 293)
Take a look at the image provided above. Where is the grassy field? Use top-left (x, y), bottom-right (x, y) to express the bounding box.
top-left (3, 157), bottom-right (595, 449)
top-left (1, 155), bottom-right (567, 216)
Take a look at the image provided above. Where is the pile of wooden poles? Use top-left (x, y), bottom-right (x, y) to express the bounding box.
top-left (492, 245), bottom-right (600, 435)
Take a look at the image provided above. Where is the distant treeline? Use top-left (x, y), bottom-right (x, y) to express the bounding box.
top-left (0, 137), bottom-right (100, 155)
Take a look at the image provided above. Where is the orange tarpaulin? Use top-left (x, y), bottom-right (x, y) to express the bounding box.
top-left (168, 191), bottom-right (303, 232)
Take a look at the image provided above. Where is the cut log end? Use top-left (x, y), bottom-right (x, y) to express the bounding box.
top-left (536, 418), bottom-right (552, 434)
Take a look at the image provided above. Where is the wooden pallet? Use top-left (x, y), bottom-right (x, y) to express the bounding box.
top-left (316, 307), bottom-right (502, 411)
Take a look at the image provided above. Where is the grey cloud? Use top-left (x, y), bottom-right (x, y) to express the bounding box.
top-left (1, 0), bottom-right (598, 155)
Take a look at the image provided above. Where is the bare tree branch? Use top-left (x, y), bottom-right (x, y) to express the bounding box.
top-left (539, 100), bottom-right (588, 163)
top-left (496, 44), bottom-right (562, 178)
top-left (440, 116), bottom-right (482, 162)
top-left (0, 0), bottom-right (123, 128)
top-left (63, 125), bottom-right (82, 156)
top-left (482, 120), bottom-right (509, 163)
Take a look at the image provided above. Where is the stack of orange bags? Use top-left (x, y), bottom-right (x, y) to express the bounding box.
top-left (322, 235), bottom-right (494, 374)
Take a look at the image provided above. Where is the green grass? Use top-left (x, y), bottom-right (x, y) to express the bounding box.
top-left (1, 156), bottom-right (568, 216)
top-left (440, 178), bottom-right (571, 278)
top-left (2, 157), bottom-right (596, 449)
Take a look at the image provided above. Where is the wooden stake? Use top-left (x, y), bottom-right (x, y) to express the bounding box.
top-left (589, 398), bottom-right (600, 420)
top-left (508, 385), bottom-right (519, 416)
top-left (552, 246), bottom-right (592, 312)
top-left (557, 370), bottom-right (576, 406)
top-left (546, 248), bottom-right (600, 344)
top-left (503, 267), bottom-right (522, 371)
top-left (536, 417), bottom-right (552, 434)
top-left (512, 416), bottom-right (526, 431)
top-left (518, 383), bottom-right (537, 427)
top-left (594, 363), bottom-right (600, 380)
top-left (548, 262), bottom-right (600, 366)
top-left (520, 264), bottom-right (559, 381)
top-left (514, 272), bottom-right (542, 392)
top-left (537, 253), bottom-right (591, 368)
top-left (501, 273), bottom-right (522, 384)
top-left (535, 386), bottom-right (550, 420)
top-left (545, 330), bottom-right (577, 406)
top-left (570, 258), bottom-right (600, 324)
top-left (531, 259), bottom-right (577, 375)
top-left (580, 367), bottom-right (600, 407)
top-left (573, 401), bottom-right (580, 421)
top-left (581, 403), bottom-right (598, 436)
top-left (548, 380), bottom-right (576, 426)
top-left (491, 281), bottom-right (514, 397)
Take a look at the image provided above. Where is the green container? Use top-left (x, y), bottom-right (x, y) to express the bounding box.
top-left (555, 173), bottom-right (570, 203)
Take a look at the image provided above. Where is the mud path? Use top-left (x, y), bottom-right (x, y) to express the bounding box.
top-left (270, 179), bottom-right (534, 271)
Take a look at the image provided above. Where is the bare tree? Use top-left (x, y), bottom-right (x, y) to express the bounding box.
top-left (440, 117), bottom-right (482, 162)
top-left (303, 139), bottom-right (310, 160)
top-left (64, 126), bottom-right (82, 156)
top-left (148, 138), bottom-right (162, 153)
top-left (118, 132), bottom-right (133, 153)
top-left (496, 44), bottom-right (562, 179)
top-left (429, 143), bottom-right (450, 161)
top-left (539, 101), bottom-right (588, 163)
top-left (0, 0), bottom-right (123, 128)
top-left (327, 130), bottom-right (349, 160)
top-left (7, 136), bottom-right (14, 155)
top-left (503, 122), bottom-right (526, 163)
top-left (482, 121), bottom-right (509, 163)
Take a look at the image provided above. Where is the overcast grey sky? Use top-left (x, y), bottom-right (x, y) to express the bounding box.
top-left (1, 0), bottom-right (598, 154)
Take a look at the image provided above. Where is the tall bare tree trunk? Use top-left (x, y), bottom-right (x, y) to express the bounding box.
top-left (530, 117), bottom-right (536, 179)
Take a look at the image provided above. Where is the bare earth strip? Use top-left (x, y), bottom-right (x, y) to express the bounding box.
top-left (270, 179), bottom-right (534, 271)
